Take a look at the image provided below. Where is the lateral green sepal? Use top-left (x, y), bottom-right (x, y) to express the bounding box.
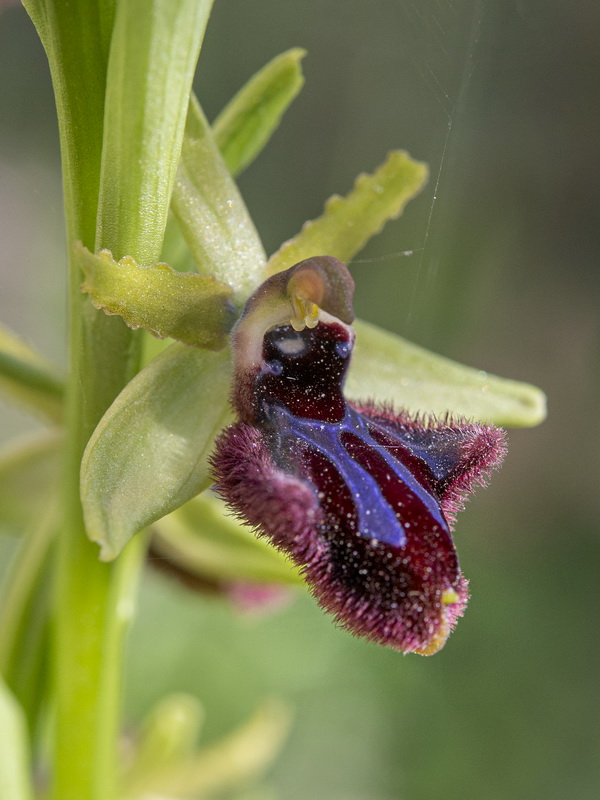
top-left (347, 319), bottom-right (547, 427)
top-left (122, 699), bottom-right (291, 800)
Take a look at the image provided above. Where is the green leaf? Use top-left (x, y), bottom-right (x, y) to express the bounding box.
top-left (0, 432), bottom-right (61, 537)
top-left (346, 319), bottom-right (547, 427)
top-left (213, 48), bottom-right (306, 177)
top-left (0, 323), bottom-right (63, 423)
top-left (81, 344), bottom-right (232, 561)
top-left (76, 244), bottom-right (234, 350)
top-left (267, 150), bottom-right (428, 275)
top-left (152, 492), bottom-right (302, 586)
top-left (171, 95), bottom-right (267, 304)
top-left (0, 680), bottom-right (34, 800)
top-left (96, 0), bottom-right (215, 263)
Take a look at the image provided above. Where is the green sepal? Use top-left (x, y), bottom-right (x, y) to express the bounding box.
top-left (213, 48), bottom-right (306, 177)
top-left (347, 319), bottom-right (547, 427)
top-left (81, 344), bottom-right (232, 561)
top-left (171, 95), bottom-right (267, 304)
top-left (267, 151), bottom-right (428, 275)
top-left (76, 243), bottom-right (235, 350)
top-left (0, 680), bottom-right (34, 800)
top-left (0, 323), bottom-right (63, 423)
top-left (152, 492), bottom-right (303, 586)
top-left (0, 432), bottom-right (61, 537)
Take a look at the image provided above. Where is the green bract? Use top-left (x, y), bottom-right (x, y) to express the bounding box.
top-left (96, 0), bottom-right (215, 263)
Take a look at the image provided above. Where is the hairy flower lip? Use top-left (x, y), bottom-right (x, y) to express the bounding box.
top-left (211, 257), bottom-right (507, 654)
top-left (211, 411), bottom-right (484, 653)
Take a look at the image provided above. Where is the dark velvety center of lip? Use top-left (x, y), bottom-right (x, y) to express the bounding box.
top-left (258, 322), bottom-right (352, 423)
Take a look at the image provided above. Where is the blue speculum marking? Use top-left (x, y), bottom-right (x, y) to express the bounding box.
top-left (256, 322), bottom-right (450, 549)
top-left (268, 405), bottom-right (449, 548)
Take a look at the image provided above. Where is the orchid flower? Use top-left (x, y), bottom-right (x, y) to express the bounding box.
top-left (211, 257), bottom-right (506, 654)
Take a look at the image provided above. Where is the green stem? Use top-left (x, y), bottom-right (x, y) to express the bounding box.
top-left (52, 533), bottom-right (146, 799)
top-left (22, 2), bottom-right (142, 799)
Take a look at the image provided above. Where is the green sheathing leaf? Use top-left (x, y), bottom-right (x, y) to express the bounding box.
top-left (77, 245), bottom-right (234, 350)
top-left (81, 344), bottom-right (232, 561)
top-left (347, 319), bottom-right (547, 427)
top-left (0, 680), bottom-right (34, 800)
top-left (213, 48), bottom-right (306, 177)
top-left (0, 432), bottom-right (61, 537)
top-left (0, 323), bottom-right (63, 422)
top-left (267, 151), bottom-right (428, 275)
top-left (153, 492), bottom-right (302, 586)
top-left (171, 95), bottom-right (267, 303)
top-left (96, 0), bottom-right (215, 263)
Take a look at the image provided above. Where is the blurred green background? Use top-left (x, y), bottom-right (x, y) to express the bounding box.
top-left (1, 1), bottom-right (599, 798)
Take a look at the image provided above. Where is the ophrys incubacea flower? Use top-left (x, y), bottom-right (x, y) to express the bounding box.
top-left (211, 256), bottom-right (506, 655)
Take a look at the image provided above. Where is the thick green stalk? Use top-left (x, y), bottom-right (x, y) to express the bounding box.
top-left (24, 0), bottom-right (215, 796)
